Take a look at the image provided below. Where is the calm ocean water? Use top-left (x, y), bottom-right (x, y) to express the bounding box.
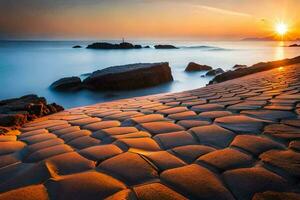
top-left (0, 40), bottom-right (299, 108)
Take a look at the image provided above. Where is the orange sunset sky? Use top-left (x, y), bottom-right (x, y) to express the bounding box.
top-left (0, 0), bottom-right (300, 40)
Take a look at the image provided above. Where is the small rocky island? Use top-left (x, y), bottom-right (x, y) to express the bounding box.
top-left (86, 42), bottom-right (143, 49)
top-left (289, 44), bottom-right (300, 47)
top-left (72, 45), bottom-right (82, 48)
top-left (51, 62), bottom-right (173, 91)
top-left (0, 95), bottom-right (64, 133)
top-left (154, 45), bottom-right (178, 49)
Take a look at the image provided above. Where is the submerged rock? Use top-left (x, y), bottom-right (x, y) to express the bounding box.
top-left (206, 68), bottom-right (225, 76)
top-left (154, 45), bottom-right (178, 49)
top-left (185, 62), bottom-right (212, 72)
top-left (86, 42), bottom-right (143, 49)
top-left (83, 62), bottom-right (173, 90)
top-left (0, 95), bottom-right (64, 129)
top-left (50, 77), bottom-right (82, 90)
top-left (72, 45), bottom-right (82, 48)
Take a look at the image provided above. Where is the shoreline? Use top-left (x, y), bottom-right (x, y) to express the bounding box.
top-left (1, 55), bottom-right (299, 134)
top-left (0, 63), bottom-right (299, 198)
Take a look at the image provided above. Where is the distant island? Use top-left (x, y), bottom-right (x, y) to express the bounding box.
top-left (242, 36), bottom-right (300, 41)
top-left (86, 42), bottom-right (143, 49)
top-left (78, 42), bottom-right (179, 50)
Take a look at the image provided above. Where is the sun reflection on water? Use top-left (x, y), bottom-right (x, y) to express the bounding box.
top-left (275, 41), bottom-right (285, 60)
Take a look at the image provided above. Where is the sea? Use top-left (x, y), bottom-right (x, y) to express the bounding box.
top-left (0, 40), bottom-right (299, 108)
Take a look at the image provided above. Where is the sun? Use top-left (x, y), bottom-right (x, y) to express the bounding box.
top-left (276, 22), bottom-right (288, 36)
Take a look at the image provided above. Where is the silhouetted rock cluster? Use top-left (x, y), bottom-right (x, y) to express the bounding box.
top-left (0, 95), bottom-right (64, 132)
top-left (209, 55), bottom-right (300, 84)
top-left (154, 45), bottom-right (178, 49)
top-left (86, 42), bottom-right (143, 49)
top-left (185, 62), bottom-right (213, 72)
top-left (289, 44), bottom-right (300, 47)
top-left (72, 45), bottom-right (82, 48)
top-left (51, 63), bottom-right (173, 91)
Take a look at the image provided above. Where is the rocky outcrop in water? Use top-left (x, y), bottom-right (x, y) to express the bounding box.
top-left (206, 68), bottom-right (225, 76)
top-left (72, 45), bottom-right (82, 48)
top-left (209, 55), bottom-right (300, 84)
top-left (289, 44), bottom-right (300, 47)
top-left (154, 45), bottom-right (178, 49)
top-left (50, 77), bottom-right (82, 90)
top-left (86, 42), bottom-right (143, 49)
top-left (51, 63), bottom-right (173, 91)
top-left (83, 63), bottom-right (173, 90)
top-left (0, 95), bottom-right (64, 132)
top-left (185, 62), bottom-right (212, 72)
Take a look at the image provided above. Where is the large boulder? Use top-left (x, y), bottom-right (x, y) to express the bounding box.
top-left (0, 95), bottom-right (64, 130)
top-left (50, 77), bottom-right (82, 90)
top-left (86, 42), bottom-right (142, 49)
top-left (83, 63), bottom-right (173, 90)
top-left (154, 45), bottom-right (178, 49)
top-left (185, 62), bottom-right (212, 72)
top-left (206, 68), bottom-right (225, 76)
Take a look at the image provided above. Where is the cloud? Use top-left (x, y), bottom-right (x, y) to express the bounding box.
top-left (197, 5), bottom-right (252, 17)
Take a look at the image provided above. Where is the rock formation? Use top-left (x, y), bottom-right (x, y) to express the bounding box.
top-left (233, 64), bottom-right (247, 69)
top-left (0, 95), bottom-right (64, 132)
top-left (86, 42), bottom-right (143, 49)
top-left (83, 63), bottom-right (173, 90)
top-left (210, 55), bottom-right (300, 84)
top-left (72, 45), bottom-right (82, 48)
top-left (51, 63), bottom-right (174, 91)
top-left (206, 68), bottom-right (225, 76)
top-left (289, 44), bottom-right (300, 47)
top-left (50, 77), bottom-right (82, 90)
top-left (185, 62), bottom-right (213, 72)
top-left (154, 45), bottom-right (178, 49)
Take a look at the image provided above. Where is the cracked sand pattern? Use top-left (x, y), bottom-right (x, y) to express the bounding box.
top-left (1, 64), bottom-right (300, 200)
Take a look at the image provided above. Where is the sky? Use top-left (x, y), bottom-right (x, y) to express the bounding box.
top-left (0, 0), bottom-right (300, 40)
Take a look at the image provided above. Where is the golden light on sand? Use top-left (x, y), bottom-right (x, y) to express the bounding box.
top-left (275, 22), bottom-right (288, 36)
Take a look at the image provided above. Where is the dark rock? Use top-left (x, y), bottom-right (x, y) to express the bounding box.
top-left (0, 114), bottom-right (27, 127)
top-left (185, 62), bottom-right (212, 72)
top-left (50, 77), bottom-right (82, 90)
top-left (86, 42), bottom-right (143, 49)
top-left (209, 55), bottom-right (300, 84)
top-left (0, 127), bottom-right (10, 135)
top-left (289, 44), bottom-right (300, 47)
top-left (233, 64), bottom-right (247, 69)
top-left (72, 45), bottom-right (82, 48)
top-left (0, 95), bottom-right (64, 130)
top-left (134, 45), bottom-right (142, 49)
top-left (154, 45), bottom-right (178, 49)
top-left (83, 63), bottom-right (173, 90)
top-left (144, 46), bottom-right (150, 48)
top-left (206, 68), bottom-right (225, 76)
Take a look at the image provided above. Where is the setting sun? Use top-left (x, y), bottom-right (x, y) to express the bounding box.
top-left (276, 22), bottom-right (288, 36)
